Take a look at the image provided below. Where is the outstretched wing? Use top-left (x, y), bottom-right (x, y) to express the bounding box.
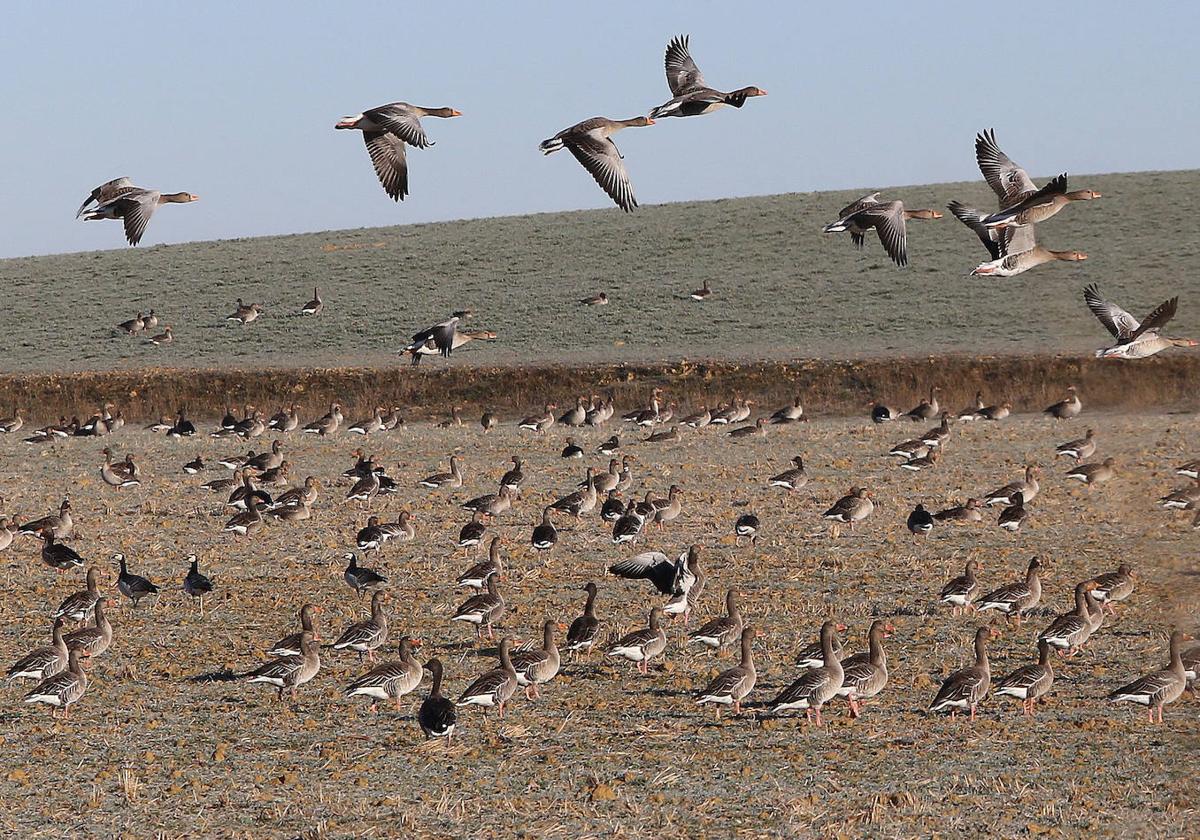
top-left (1130, 296), bottom-right (1178, 341)
top-left (564, 135), bottom-right (637, 212)
top-left (975, 129), bottom-right (1037, 207)
top-left (665, 35), bottom-right (705, 95)
top-left (363, 131), bottom-right (409, 201)
top-left (1084, 284), bottom-right (1140, 340)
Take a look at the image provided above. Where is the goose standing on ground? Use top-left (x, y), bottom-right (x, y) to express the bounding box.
top-left (688, 589), bottom-right (744, 653)
top-left (770, 620), bottom-right (844, 725)
top-left (24, 647), bottom-right (88, 718)
top-left (906, 504), bottom-right (934, 539)
top-left (301, 287), bottom-right (323, 316)
top-left (246, 631), bottom-right (321, 702)
top-left (1056, 428), bottom-right (1096, 460)
top-left (539, 116), bottom-right (655, 212)
top-left (451, 575), bottom-right (506, 640)
top-left (418, 455), bottom-right (463, 489)
top-left (115, 553), bottom-right (159, 608)
top-left (226, 299), bottom-right (263, 325)
top-left (977, 557), bottom-right (1042, 624)
top-left (696, 627), bottom-right (757, 719)
top-left (997, 492), bottom-right (1028, 532)
top-left (822, 487), bottom-right (873, 536)
top-left (223, 495), bottom-right (264, 537)
top-left (795, 623), bottom-right (845, 669)
top-left (835, 620), bottom-right (890, 718)
top-left (769, 456), bottom-right (808, 492)
top-left (649, 35), bottom-right (767, 120)
top-left (1084, 284), bottom-right (1195, 359)
top-left (332, 591), bottom-right (389, 663)
top-left (1066, 457), bottom-right (1117, 488)
top-left (608, 607), bottom-right (668, 675)
top-left (734, 512), bottom-right (760, 546)
top-left (518, 405), bottom-right (556, 434)
top-left (182, 554), bottom-right (214, 616)
top-left (510, 620), bottom-right (563, 700)
top-left (823, 196), bottom-right (942, 267)
top-left (1086, 564), bottom-right (1135, 614)
top-left (929, 626), bottom-right (995, 721)
top-left (42, 534), bottom-right (84, 572)
top-left (531, 507), bottom-right (558, 551)
top-left (53, 567), bottom-right (102, 624)
top-left (904, 387), bottom-right (940, 421)
top-left (564, 582), bottom-right (601, 656)
top-left (419, 659), bottom-right (457, 741)
top-left (984, 465), bottom-right (1040, 506)
top-left (1038, 582), bottom-right (1103, 655)
top-left (457, 638), bottom-right (519, 717)
top-left (269, 604), bottom-right (323, 657)
top-left (1044, 386), bottom-right (1082, 419)
top-left (457, 537), bottom-right (502, 589)
top-left (995, 639), bottom-right (1055, 717)
top-left (77, 178), bottom-right (199, 245)
top-left (1107, 630), bottom-right (1189, 723)
top-left (343, 552), bottom-right (388, 597)
top-left (344, 637), bottom-right (423, 712)
top-left (303, 402), bottom-right (344, 436)
top-left (64, 599), bottom-right (114, 658)
top-left (336, 102), bottom-right (462, 201)
top-left (6, 619), bottom-right (69, 681)
top-left (938, 560), bottom-right (980, 616)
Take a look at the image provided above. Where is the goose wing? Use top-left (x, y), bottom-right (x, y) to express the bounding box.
top-left (368, 104), bottom-right (432, 149)
top-left (1130, 296), bottom-right (1179, 341)
top-left (362, 131), bottom-right (409, 201)
top-left (1084, 284), bottom-right (1140, 340)
top-left (975, 129), bottom-right (1036, 207)
top-left (564, 134), bottom-right (637, 213)
top-left (852, 202), bottom-right (907, 267)
top-left (664, 35), bottom-right (705, 95)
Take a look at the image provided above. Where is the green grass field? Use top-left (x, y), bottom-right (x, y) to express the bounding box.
top-left (3, 170), bottom-right (1196, 374)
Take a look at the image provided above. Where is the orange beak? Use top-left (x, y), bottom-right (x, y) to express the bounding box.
top-left (645, 118), bottom-right (656, 125)
top-left (449, 109), bottom-right (463, 117)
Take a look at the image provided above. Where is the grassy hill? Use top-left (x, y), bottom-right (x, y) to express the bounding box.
top-left (2, 170), bottom-right (1196, 374)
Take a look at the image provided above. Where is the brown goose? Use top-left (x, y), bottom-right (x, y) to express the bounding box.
top-left (77, 178), bottom-right (198, 245)
top-left (303, 402), bottom-right (344, 436)
top-left (64, 598), bottom-right (114, 658)
top-left (823, 197), bottom-right (942, 267)
top-left (451, 574), bottom-right (506, 640)
top-left (822, 487), bottom-right (873, 537)
top-left (972, 129), bottom-right (1101, 220)
top-left (6, 619), bottom-right (69, 681)
top-left (226, 299), bottom-right (264, 326)
top-left (696, 627), bottom-right (757, 719)
top-left (770, 620), bottom-right (844, 725)
top-left (933, 498), bottom-right (984, 523)
top-left (564, 582), bottom-right (601, 656)
top-left (687, 589), bottom-right (743, 652)
top-left (1085, 284), bottom-right (1195, 359)
top-left (1038, 583), bottom-right (1103, 655)
top-left (649, 35), bottom-right (766, 120)
top-left (246, 630), bottom-right (321, 702)
top-left (607, 607), bottom-right (668, 674)
top-left (997, 492), bottom-right (1029, 532)
top-left (929, 627), bottom-right (996, 721)
top-left (456, 537), bottom-right (503, 590)
top-left (984, 465), bottom-right (1040, 506)
top-left (1055, 428), bottom-right (1096, 460)
top-left (903, 387), bottom-right (941, 421)
top-left (100, 447), bottom-right (140, 487)
top-left (977, 557), bottom-right (1042, 624)
top-left (418, 455), bottom-right (463, 489)
top-left (995, 639), bottom-right (1055, 717)
top-left (336, 103), bottom-right (462, 201)
top-left (53, 567), bottom-right (102, 624)
top-left (1044, 386), bottom-right (1082, 419)
top-left (938, 560), bottom-right (980, 615)
top-left (1108, 629), bottom-right (1189, 723)
top-left (268, 604), bottom-right (323, 656)
top-left (24, 647), bottom-right (88, 717)
top-left (769, 396), bottom-right (807, 424)
top-left (539, 117), bottom-right (655, 212)
top-left (1086, 564), bottom-right (1135, 614)
top-left (456, 638), bottom-right (518, 717)
top-left (835, 620), bottom-right (890, 717)
top-left (332, 591), bottom-right (389, 663)
top-left (1066, 457), bottom-right (1117, 487)
top-left (510, 620), bottom-right (563, 700)
top-left (769, 456), bottom-right (808, 492)
top-left (344, 637), bottom-right (423, 712)
top-left (517, 405), bottom-right (556, 434)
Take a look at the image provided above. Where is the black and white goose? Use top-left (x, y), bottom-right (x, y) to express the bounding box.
top-left (343, 552), bottom-right (388, 597)
top-left (531, 507), bottom-right (558, 551)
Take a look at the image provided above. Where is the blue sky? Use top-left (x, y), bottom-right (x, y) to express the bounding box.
top-left (3, 1), bottom-right (1197, 257)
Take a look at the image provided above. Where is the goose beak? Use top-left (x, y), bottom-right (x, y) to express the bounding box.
top-left (449, 109), bottom-right (463, 117)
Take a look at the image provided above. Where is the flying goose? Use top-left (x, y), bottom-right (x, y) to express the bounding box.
top-left (539, 116), bottom-right (655, 212)
top-left (1107, 630), bottom-right (1189, 723)
top-left (823, 197), bottom-right (942, 267)
top-left (405, 324), bottom-right (496, 365)
top-left (649, 35), bottom-right (767, 120)
top-left (1084, 284), bottom-right (1195, 359)
top-left (929, 626), bottom-right (995, 721)
top-left (696, 627), bottom-right (757, 719)
top-left (77, 178), bottom-right (198, 245)
top-left (964, 128), bottom-right (1101, 220)
top-left (336, 102), bottom-right (462, 201)
top-left (419, 659), bottom-right (457, 741)
top-left (995, 639), bottom-right (1055, 717)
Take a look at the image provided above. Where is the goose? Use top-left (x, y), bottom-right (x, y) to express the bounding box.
top-left (418, 455), bottom-right (463, 489)
top-left (977, 557), bottom-right (1042, 623)
top-left (649, 35), bottom-right (766, 119)
top-left (600, 490), bottom-right (624, 523)
top-left (223, 495), bottom-right (264, 537)
top-left (580, 292), bottom-right (608, 306)
top-left (984, 465), bottom-right (1040, 505)
top-left (691, 280), bottom-right (714, 300)
top-left (587, 394), bottom-right (615, 426)
top-left (1066, 457), bottom-right (1117, 487)
top-left (7, 619), bottom-right (69, 681)
top-left (168, 409), bottom-right (197, 438)
top-left (464, 486), bottom-right (515, 519)
top-left (42, 534), bottom-right (84, 571)
top-left (1107, 630), bottom-right (1189, 723)
top-left (696, 627), bottom-right (757, 719)
top-left (681, 405), bottom-right (712, 429)
top-left (332, 591), bottom-right (389, 663)
top-left (405, 322), bottom-right (496, 364)
top-left (1182, 645), bottom-right (1200, 691)
top-left (267, 404), bottom-right (301, 432)
top-left (997, 492), bottom-right (1028, 532)
top-left (336, 102), bottom-right (462, 201)
top-left (182, 554), bottom-right (214, 615)
top-left (355, 516), bottom-right (386, 552)
top-left (920, 414), bottom-right (952, 447)
top-left (268, 604), bottom-right (323, 656)
top-left (1056, 428), bottom-right (1096, 460)
top-left (227, 471), bottom-right (273, 510)
top-left (348, 407), bottom-right (385, 436)
top-left (561, 438), bottom-right (585, 459)
top-left (728, 418), bottom-right (767, 439)
top-left (645, 425), bottom-right (681, 444)
top-left (115, 553), bottom-right (159, 608)
top-left (593, 436), bottom-right (619, 457)
top-left (653, 485), bottom-right (683, 528)
top-left (1159, 478), bottom-right (1200, 510)
top-left (53, 567), bottom-right (102, 624)
top-left (929, 626), bottom-right (995, 721)
top-left (607, 607), bottom-right (668, 674)
top-left (995, 639), bottom-right (1055, 717)
top-left (904, 387), bottom-right (940, 421)
top-left (510, 620), bottom-right (563, 700)
top-left (1044, 386), bottom-right (1082, 419)
top-left (794, 624), bottom-right (845, 669)
top-left (869, 400), bottom-right (900, 423)
top-left (958, 391), bottom-right (986, 421)
top-left (822, 487), bottom-right (873, 536)
top-left (419, 659), bottom-right (457, 741)
top-left (269, 499), bottom-right (311, 523)
top-left (344, 637), bottom-right (423, 712)
top-left (1084, 284), bottom-right (1195, 359)
top-left (823, 197), bottom-right (942, 267)
top-left (888, 439), bottom-right (930, 460)
top-left (1038, 583), bottom-right (1103, 655)
top-left (24, 647), bottom-right (88, 717)
top-left (300, 287), bottom-right (323, 316)
top-left (244, 440), bottom-right (284, 473)
top-left (345, 471), bottom-right (381, 508)
top-left (769, 456), bottom-right (808, 492)
top-left (835, 620), bottom-right (891, 718)
top-left (1086, 564), bottom-right (1135, 614)
top-left (457, 537), bottom-right (503, 590)
top-left (226, 299), bottom-right (263, 325)
top-left (518, 405), bottom-right (556, 433)
top-left (590, 459), bottom-right (622, 495)
top-left (272, 476), bottom-right (320, 510)
top-left (967, 128), bottom-right (1102, 221)
top-left (968, 227), bottom-right (1088, 277)
top-left (550, 470), bottom-right (597, 519)
top-left (116, 312), bottom-right (146, 335)
top-left (978, 402), bottom-right (1011, 421)
top-left (146, 326), bottom-right (173, 345)
top-left (734, 513), bottom-right (760, 545)
top-left (451, 575), bottom-right (506, 640)
top-left (457, 638), bottom-right (519, 716)
top-left (246, 631), bottom-right (321, 702)
top-left (380, 511), bottom-right (415, 544)
top-left (77, 178), bottom-right (198, 245)
top-left (303, 402), bottom-right (344, 436)
top-left (343, 553), bottom-right (387, 597)
top-left (769, 396), bottom-right (807, 424)
top-left (611, 500), bottom-right (645, 544)
top-left (1176, 459), bottom-right (1200, 479)
top-left (0, 514), bottom-right (13, 552)
top-left (530, 507), bottom-right (558, 551)
top-left (499, 456), bottom-right (526, 491)
top-left (906, 504), bottom-right (934, 538)
top-left (564, 583), bottom-right (601, 655)
top-left (539, 116), bottom-right (655, 212)
top-left (382, 406), bottom-right (405, 430)
top-left (688, 589), bottom-right (743, 652)
top-left (100, 447), bottom-right (140, 487)
top-left (770, 620), bottom-right (844, 725)
top-left (558, 397), bottom-right (588, 427)
top-left (933, 498), bottom-right (984, 523)
top-left (64, 598), bottom-right (114, 658)
top-left (938, 560), bottom-right (980, 615)
top-left (607, 547), bottom-right (700, 598)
